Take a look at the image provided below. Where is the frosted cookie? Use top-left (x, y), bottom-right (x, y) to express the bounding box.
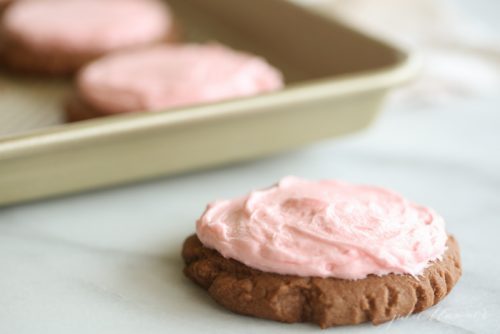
top-left (66, 44), bottom-right (284, 121)
top-left (0, 0), bottom-right (176, 75)
top-left (182, 177), bottom-right (462, 328)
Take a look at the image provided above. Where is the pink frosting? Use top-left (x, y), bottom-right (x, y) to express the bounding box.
top-left (197, 177), bottom-right (448, 280)
top-left (3, 0), bottom-right (170, 53)
top-left (77, 44), bottom-right (284, 114)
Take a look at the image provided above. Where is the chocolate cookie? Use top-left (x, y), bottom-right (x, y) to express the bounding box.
top-left (0, 0), bottom-right (12, 13)
top-left (182, 234), bottom-right (461, 328)
top-left (64, 96), bottom-right (113, 122)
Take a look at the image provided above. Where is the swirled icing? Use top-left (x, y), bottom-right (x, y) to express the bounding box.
top-left (77, 44), bottom-right (283, 114)
top-left (197, 176), bottom-right (448, 280)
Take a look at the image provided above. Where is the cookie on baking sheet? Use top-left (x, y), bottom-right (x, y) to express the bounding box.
top-left (66, 43), bottom-right (284, 122)
top-left (182, 177), bottom-right (462, 328)
top-left (0, 0), bottom-right (177, 75)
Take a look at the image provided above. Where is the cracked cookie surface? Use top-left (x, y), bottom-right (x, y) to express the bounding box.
top-left (182, 235), bottom-right (461, 328)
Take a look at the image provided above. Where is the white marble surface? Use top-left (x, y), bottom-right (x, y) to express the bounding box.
top-left (1, 96), bottom-right (500, 333)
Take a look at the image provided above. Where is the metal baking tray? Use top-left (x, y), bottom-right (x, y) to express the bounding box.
top-left (0, 0), bottom-right (418, 206)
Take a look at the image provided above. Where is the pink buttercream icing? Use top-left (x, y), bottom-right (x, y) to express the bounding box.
top-left (196, 177), bottom-right (448, 280)
top-left (77, 44), bottom-right (284, 114)
top-left (3, 0), bottom-right (170, 53)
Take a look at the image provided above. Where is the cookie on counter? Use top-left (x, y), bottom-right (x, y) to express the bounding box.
top-left (66, 44), bottom-right (284, 122)
top-left (182, 177), bottom-right (462, 328)
top-left (0, 0), bottom-right (177, 75)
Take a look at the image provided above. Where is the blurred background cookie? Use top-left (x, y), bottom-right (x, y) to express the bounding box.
top-left (67, 44), bottom-right (284, 121)
top-left (0, 0), bottom-right (178, 75)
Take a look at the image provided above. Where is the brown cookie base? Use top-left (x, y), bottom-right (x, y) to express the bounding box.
top-left (182, 235), bottom-right (461, 329)
top-left (0, 21), bottom-right (181, 76)
top-left (64, 96), bottom-right (121, 122)
top-left (0, 0), bottom-right (12, 13)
